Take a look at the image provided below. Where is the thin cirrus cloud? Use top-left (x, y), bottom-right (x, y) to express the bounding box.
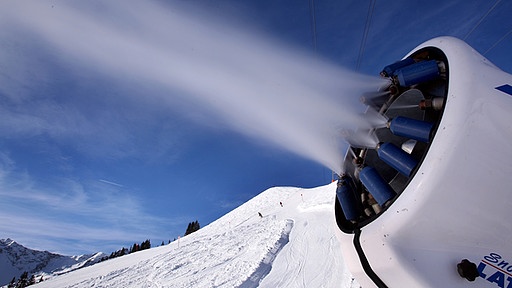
top-left (0, 154), bottom-right (178, 254)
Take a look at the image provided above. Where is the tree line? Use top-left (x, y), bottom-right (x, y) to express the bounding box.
top-left (99, 239), bottom-right (152, 262)
top-left (101, 220), bottom-right (201, 262)
top-left (185, 220), bottom-right (200, 236)
top-left (7, 272), bottom-right (43, 288)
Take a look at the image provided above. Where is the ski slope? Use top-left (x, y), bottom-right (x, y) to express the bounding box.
top-left (33, 183), bottom-right (358, 288)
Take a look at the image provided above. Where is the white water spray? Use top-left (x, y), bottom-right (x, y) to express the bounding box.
top-left (0, 1), bottom-right (388, 174)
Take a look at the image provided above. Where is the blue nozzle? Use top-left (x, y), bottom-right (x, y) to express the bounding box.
top-left (389, 116), bottom-right (434, 143)
top-left (395, 60), bottom-right (440, 87)
top-left (381, 58), bottom-right (415, 77)
top-left (377, 142), bottom-right (418, 177)
top-left (359, 167), bottom-right (396, 206)
top-left (336, 176), bottom-right (360, 221)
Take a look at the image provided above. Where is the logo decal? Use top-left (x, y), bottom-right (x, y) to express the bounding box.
top-left (478, 252), bottom-right (512, 288)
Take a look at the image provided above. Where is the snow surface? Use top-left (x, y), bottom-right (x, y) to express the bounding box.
top-left (33, 183), bottom-right (359, 288)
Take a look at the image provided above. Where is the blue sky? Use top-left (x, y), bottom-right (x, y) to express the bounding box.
top-left (0, 0), bottom-right (511, 255)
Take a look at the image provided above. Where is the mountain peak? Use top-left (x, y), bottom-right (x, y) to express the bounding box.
top-left (0, 238), bottom-right (15, 246)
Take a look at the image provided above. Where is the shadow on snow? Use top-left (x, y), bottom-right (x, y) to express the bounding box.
top-left (237, 219), bottom-right (294, 288)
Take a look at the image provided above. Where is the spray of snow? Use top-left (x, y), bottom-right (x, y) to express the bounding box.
top-left (32, 183), bottom-right (359, 288)
top-left (0, 1), bottom-right (387, 174)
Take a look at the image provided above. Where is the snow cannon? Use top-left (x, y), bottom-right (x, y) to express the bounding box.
top-left (334, 37), bottom-right (512, 288)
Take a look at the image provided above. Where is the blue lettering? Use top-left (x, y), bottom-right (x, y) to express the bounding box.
top-left (479, 262), bottom-right (488, 279)
top-left (508, 277), bottom-right (512, 288)
top-left (486, 253), bottom-right (503, 264)
top-left (488, 271), bottom-right (506, 288)
top-left (499, 261), bottom-right (510, 269)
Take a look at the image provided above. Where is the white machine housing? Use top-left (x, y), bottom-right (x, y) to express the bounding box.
top-left (334, 37), bottom-right (512, 288)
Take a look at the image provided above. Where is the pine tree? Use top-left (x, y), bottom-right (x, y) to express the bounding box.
top-left (141, 239), bottom-right (151, 250)
top-left (184, 220), bottom-right (201, 236)
top-left (29, 275), bottom-right (36, 285)
top-left (17, 271), bottom-right (28, 288)
top-left (8, 277), bottom-right (15, 288)
top-left (185, 222), bottom-right (192, 235)
top-left (130, 243), bottom-right (139, 253)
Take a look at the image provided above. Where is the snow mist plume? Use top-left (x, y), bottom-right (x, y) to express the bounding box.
top-left (0, 1), bottom-right (387, 174)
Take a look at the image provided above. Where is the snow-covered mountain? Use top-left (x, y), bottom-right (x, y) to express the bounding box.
top-left (27, 183), bottom-right (358, 288)
top-left (0, 238), bottom-right (105, 286)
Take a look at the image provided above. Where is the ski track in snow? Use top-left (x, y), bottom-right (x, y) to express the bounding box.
top-left (32, 183), bottom-right (359, 288)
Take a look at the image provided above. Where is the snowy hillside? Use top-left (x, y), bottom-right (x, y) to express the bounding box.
top-left (32, 183), bottom-right (358, 287)
top-left (0, 239), bottom-right (104, 286)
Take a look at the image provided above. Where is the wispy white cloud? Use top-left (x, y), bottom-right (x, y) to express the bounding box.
top-left (0, 155), bottom-right (182, 254)
top-left (98, 179), bottom-right (124, 188)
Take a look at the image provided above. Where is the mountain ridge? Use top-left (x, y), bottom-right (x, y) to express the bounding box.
top-left (0, 238), bottom-right (104, 286)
